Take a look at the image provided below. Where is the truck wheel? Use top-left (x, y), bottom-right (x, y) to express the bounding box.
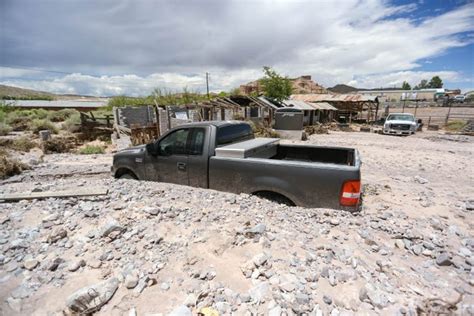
top-left (120, 173), bottom-right (136, 180)
top-left (254, 191), bottom-right (295, 206)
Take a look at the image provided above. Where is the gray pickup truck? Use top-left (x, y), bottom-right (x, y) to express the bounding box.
top-left (112, 121), bottom-right (362, 210)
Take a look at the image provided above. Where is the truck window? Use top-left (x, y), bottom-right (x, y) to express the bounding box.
top-left (216, 124), bottom-right (254, 146)
top-left (158, 129), bottom-right (190, 156)
top-left (188, 128), bottom-right (205, 155)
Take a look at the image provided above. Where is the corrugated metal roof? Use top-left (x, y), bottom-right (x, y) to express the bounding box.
top-left (291, 94), bottom-right (378, 102)
top-left (311, 102), bottom-right (338, 110)
top-left (282, 99), bottom-right (315, 110)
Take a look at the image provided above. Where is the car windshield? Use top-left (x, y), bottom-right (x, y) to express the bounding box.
top-left (387, 114), bottom-right (414, 122)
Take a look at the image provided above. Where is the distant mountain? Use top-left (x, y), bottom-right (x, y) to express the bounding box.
top-left (0, 85), bottom-right (105, 101)
top-left (0, 84), bottom-right (56, 100)
top-left (328, 84), bottom-right (358, 94)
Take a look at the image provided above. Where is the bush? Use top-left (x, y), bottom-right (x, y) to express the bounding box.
top-left (445, 120), bottom-right (467, 132)
top-left (11, 137), bottom-right (37, 152)
top-left (78, 145), bottom-right (105, 155)
top-left (42, 136), bottom-right (76, 153)
top-left (62, 113), bottom-right (81, 132)
top-left (48, 109), bottom-right (78, 122)
top-left (6, 112), bottom-right (31, 131)
top-left (0, 154), bottom-right (30, 179)
top-left (29, 119), bottom-right (58, 134)
top-left (0, 123), bottom-right (12, 136)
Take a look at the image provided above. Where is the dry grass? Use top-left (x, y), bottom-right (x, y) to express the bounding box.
top-left (0, 152), bottom-right (30, 179)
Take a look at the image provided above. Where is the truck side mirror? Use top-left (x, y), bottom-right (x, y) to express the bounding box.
top-left (146, 143), bottom-right (159, 156)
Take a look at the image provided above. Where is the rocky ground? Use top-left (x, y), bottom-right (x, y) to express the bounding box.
top-left (0, 130), bottom-right (473, 315)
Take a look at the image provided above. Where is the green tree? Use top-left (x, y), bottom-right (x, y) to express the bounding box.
top-left (414, 79), bottom-right (428, 90)
top-left (428, 76), bottom-right (443, 88)
top-left (260, 66), bottom-right (293, 103)
top-left (401, 81), bottom-right (411, 90)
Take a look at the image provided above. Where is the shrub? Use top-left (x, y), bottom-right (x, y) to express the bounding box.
top-left (0, 123), bottom-right (12, 136)
top-left (42, 137), bottom-right (75, 153)
top-left (78, 145), bottom-right (105, 155)
top-left (62, 113), bottom-right (81, 132)
top-left (48, 109), bottom-right (78, 122)
top-left (29, 119), bottom-right (58, 134)
top-left (0, 154), bottom-right (30, 179)
top-left (445, 120), bottom-right (467, 132)
top-left (6, 112), bottom-right (31, 131)
top-left (11, 137), bottom-right (37, 152)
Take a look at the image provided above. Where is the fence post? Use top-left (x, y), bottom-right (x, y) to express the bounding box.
top-left (428, 116), bottom-right (431, 126)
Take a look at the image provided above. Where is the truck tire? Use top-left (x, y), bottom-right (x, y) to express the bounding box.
top-left (254, 191), bottom-right (295, 206)
top-left (119, 173), bottom-right (136, 180)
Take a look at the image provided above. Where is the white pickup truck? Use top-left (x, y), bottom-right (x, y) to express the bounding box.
top-left (383, 113), bottom-right (417, 136)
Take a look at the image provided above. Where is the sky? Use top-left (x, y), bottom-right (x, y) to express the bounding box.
top-left (0, 0), bottom-right (473, 96)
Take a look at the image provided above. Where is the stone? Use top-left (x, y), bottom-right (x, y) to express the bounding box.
top-left (47, 228), bottom-right (67, 243)
top-left (68, 259), bottom-right (86, 272)
top-left (125, 274), bottom-right (139, 289)
top-left (101, 220), bottom-right (125, 240)
top-left (160, 282), bottom-right (170, 291)
top-left (66, 277), bottom-right (119, 313)
top-left (436, 253), bottom-right (452, 266)
top-left (295, 292), bottom-right (310, 305)
top-left (395, 240), bottom-right (405, 249)
top-left (244, 223), bottom-right (266, 237)
top-left (248, 282), bottom-right (270, 303)
top-left (184, 293), bottom-right (197, 307)
top-left (169, 305), bottom-right (192, 316)
top-left (252, 253), bottom-right (268, 267)
top-left (24, 259), bottom-right (39, 270)
top-left (268, 305), bottom-right (282, 316)
top-left (323, 295), bottom-right (333, 305)
top-left (47, 257), bottom-right (65, 271)
top-left (88, 259), bottom-right (102, 269)
top-left (414, 176), bottom-right (429, 184)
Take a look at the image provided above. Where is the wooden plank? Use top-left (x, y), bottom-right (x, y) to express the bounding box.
top-left (0, 187), bottom-right (109, 202)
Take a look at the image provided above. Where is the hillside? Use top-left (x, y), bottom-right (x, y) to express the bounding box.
top-left (0, 84), bottom-right (56, 100)
top-left (327, 84), bottom-right (358, 94)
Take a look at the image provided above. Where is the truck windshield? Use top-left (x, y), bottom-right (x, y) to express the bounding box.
top-left (387, 114), bottom-right (414, 122)
top-left (217, 124), bottom-right (254, 146)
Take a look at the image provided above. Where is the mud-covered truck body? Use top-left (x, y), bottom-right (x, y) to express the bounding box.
top-left (112, 121), bottom-right (362, 210)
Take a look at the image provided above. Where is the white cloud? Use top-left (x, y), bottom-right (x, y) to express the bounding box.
top-left (1, 0), bottom-right (473, 95)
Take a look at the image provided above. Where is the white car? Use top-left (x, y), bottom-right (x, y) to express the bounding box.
top-left (383, 113), bottom-right (417, 136)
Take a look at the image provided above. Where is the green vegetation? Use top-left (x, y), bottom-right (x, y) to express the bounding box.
top-left (445, 120), bottom-right (467, 132)
top-left (260, 66), bottom-right (293, 103)
top-left (29, 119), bottom-right (59, 134)
top-left (414, 76), bottom-right (443, 89)
top-left (107, 87), bottom-right (211, 109)
top-left (47, 109), bottom-right (78, 122)
top-left (11, 137), bottom-right (37, 152)
top-left (62, 112), bottom-right (82, 133)
top-left (0, 123), bottom-right (12, 136)
top-left (401, 81), bottom-right (411, 90)
top-left (0, 152), bottom-right (30, 179)
top-left (78, 145), bottom-right (105, 155)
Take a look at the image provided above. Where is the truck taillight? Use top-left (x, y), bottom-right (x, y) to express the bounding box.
top-left (340, 180), bottom-right (361, 207)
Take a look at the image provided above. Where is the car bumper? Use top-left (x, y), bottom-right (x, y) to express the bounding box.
top-left (383, 129), bottom-right (414, 135)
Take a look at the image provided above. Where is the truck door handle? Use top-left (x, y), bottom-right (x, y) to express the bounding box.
top-left (177, 162), bottom-right (187, 171)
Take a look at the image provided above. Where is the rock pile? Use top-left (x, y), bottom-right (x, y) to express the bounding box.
top-left (0, 177), bottom-right (472, 315)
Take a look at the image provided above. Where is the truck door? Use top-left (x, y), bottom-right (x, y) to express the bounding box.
top-left (148, 128), bottom-right (190, 185)
top-left (187, 127), bottom-right (209, 188)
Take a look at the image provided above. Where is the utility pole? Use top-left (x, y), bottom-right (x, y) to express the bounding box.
top-left (206, 72), bottom-right (210, 99)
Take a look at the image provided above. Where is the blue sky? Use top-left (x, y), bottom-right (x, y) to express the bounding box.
top-left (0, 0), bottom-right (473, 96)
